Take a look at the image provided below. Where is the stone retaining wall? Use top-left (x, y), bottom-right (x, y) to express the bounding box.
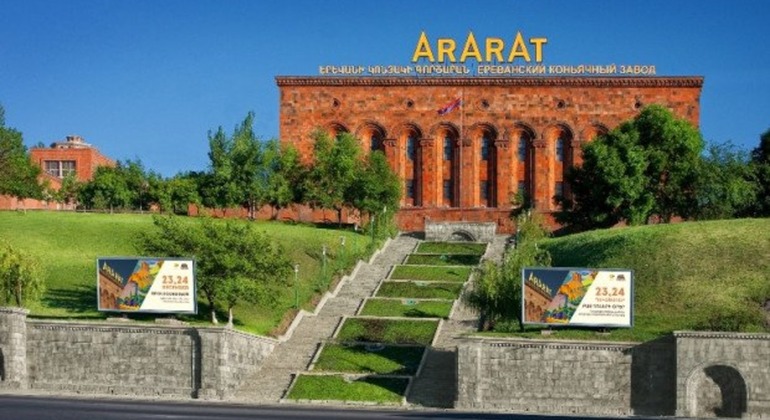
top-left (424, 221), bottom-right (496, 243)
top-left (457, 332), bottom-right (770, 418)
top-left (0, 309), bottom-right (276, 400)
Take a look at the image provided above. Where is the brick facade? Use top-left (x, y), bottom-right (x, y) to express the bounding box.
top-left (278, 76), bottom-right (703, 233)
top-left (0, 135), bottom-right (114, 210)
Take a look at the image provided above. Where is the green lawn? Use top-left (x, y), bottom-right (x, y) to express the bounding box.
top-left (312, 343), bottom-right (425, 375)
top-left (376, 281), bottom-right (463, 300)
top-left (287, 374), bottom-right (408, 403)
top-left (0, 211), bottom-right (374, 335)
top-left (493, 218), bottom-right (770, 342)
top-left (390, 265), bottom-right (472, 282)
top-left (359, 298), bottom-right (453, 319)
top-left (404, 254), bottom-right (481, 266)
top-left (416, 242), bottom-right (487, 255)
top-left (335, 317), bottom-right (439, 346)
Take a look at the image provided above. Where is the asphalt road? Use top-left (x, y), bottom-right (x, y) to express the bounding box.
top-left (0, 395), bottom-right (600, 420)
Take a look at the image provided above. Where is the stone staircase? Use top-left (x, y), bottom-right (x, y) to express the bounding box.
top-left (234, 233), bottom-right (509, 407)
top-left (405, 234), bottom-right (509, 408)
top-left (233, 235), bottom-right (419, 403)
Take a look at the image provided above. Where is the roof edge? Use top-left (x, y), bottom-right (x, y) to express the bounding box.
top-left (275, 76), bottom-right (704, 88)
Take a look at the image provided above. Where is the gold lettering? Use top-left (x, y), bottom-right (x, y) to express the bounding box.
top-left (459, 32), bottom-right (482, 62)
top-left (529, 37), bottom-right (547, 63)
top-left (437, 38), bottom-right (457, 62)
top-left (507, 31), bottom-right (531, 63)
top-left (485, 37), bottom-right (505, 62)
top-left (411, 31), bottom-right (435, 62)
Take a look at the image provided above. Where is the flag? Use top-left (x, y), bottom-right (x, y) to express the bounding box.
top-left (437, 97), bottom-right (462, 115)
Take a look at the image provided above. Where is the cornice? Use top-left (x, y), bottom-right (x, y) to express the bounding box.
top-left (673, 331), bottom-right (770, 340)
top-left (276, 76), bottom-right (704, 88)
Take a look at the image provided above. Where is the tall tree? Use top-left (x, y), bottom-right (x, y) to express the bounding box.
top-left (350, 150), bottom-right (402, 232)
top-left (558, 105), bottom-right (704, 230)
top-left (693, 142), bottom-right (757, 220)
top-left (263, 140), bottom-right (303, 219)
top-left (305, 131), bottom-right (360, 225)
top-left (0, 105), bottom-right (42, 204)
top-left (78, 165), bottom-right (132, 211)
top-left (750, 128), bottom-right (770, 216)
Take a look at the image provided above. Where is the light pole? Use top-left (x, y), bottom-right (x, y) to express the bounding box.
top-left (293, 263), bottom-right (300, 309)
top-left (322, 245), bottom-right (327, 272)
top-left (371, 214), bottom-right (376, 244)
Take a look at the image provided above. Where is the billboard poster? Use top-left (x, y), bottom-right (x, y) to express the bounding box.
top-left (522, 267), bottom-right (633, 328)
top-left (97, 257), bottom-right (196, 314)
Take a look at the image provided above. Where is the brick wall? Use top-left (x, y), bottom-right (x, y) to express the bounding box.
top-left (278, 76), bottom-right (702, 232)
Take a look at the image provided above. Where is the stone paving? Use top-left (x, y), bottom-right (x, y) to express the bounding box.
top-left (234, 233), bottom-right (509, 407)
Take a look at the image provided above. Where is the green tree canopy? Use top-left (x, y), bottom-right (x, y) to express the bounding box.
top-left (304, 131), bottom-right (361, 224)
top-left (0, 242), bottom-right (45, 308)
top-left (0, 105), bottom-right (42, 203)
top-left (558, 105), bottom-right (704, 230)
top-left (750, 128), bottom-right (770, 216)
top-left (137, 216), bottom-right (292, 325)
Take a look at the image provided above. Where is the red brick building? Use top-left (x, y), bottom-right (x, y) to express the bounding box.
top-left (0, 135), bottom-right (114, 210)
top-left (279, 76), bottom-right (702, 233)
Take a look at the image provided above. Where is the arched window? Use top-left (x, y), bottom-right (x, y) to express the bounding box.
top-left (407, 136), bottom-right (416, 161)
top-left (443, 136), bottom-right (453, 161)
top-left (556, 137), bottom-right (565, 162)
top-left (518, 136), bottom-right (527, 162)
top-left (481, 136), bottom-right (491, 161)
top-left (370, 133), bottom-right (383, 152)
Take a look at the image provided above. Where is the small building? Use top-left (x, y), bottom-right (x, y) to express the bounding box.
top-left (0, 135), bottom-right (115, 210)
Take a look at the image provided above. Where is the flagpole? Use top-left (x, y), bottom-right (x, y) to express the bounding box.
top-left (460, 86), bottom-right (464, 220)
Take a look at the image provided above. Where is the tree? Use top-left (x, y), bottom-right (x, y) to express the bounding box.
top-left (693, 142), bottom-right (757, 220)
top-left (78, 165), bottom-right (132, 211)
top-left (558, 105), bottom-right (704, 230)
top-left (0, 105), bottom-right (42, 204)
top-left (464, 213), bottom-right (551, 331)
top-left (558, 126), bottom-right (652, 229)
top-left (263, 140), bottom-right (303, 219)
top-left (56, 172), bottom-right (82, 207)
top-left (304, 131), bottom-right (361, 225)
top-left (137, 216), bottom-right (291, 325)
top-left (350, 150), bottom-right (402, 235)
top-left (750, 128), bottom-right (770, 216)
top-left (0, 242), bottom-right (45, 308)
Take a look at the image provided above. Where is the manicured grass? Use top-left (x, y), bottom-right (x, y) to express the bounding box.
top-left (336, 318), bottom-right (439, 346)
top-left (376, 281), bottom-right (463, 300)
top-left (0, 211), bottom-right (373, 335)
top-left (416, 242), bottom-right (487, 255)
top-left (287, 374), bottom-right (408, 403)
top-left (312, 343), bottom-right (424, 375)
top-left (404, 254), bottom-right (481, 266)
top-left (359, 298), bottom-right (453, 319)
top-left (489, 218), bottom-right (770, 342)
top-left (390, 265), bottom-right (472, 282)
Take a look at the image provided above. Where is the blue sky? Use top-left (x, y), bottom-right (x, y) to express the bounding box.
top-left (2, 0), bottom-right (768, 176)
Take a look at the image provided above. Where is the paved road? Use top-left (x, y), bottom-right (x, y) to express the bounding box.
top-left (0, 395), bottom-right (612, 420)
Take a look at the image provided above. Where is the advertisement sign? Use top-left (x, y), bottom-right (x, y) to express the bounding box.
top-left (97, 257), bottom-right (196, 314)
top-left (522, 267), bottom-right (633, 328)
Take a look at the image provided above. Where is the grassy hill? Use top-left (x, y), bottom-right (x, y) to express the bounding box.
top-left (533, 218), bottom-right (770, 341)
top-left (0, 211), bottom-right (374, 335)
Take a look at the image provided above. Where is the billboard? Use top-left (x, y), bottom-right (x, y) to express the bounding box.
top-left (97, 257), bottom-right (197, 314)
top-left (522, 267), bottom-right (633, 328)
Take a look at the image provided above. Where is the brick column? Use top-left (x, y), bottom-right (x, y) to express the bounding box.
top-left (383, 138), bottom-right (401, 204)
top-left (0, 307), bottom-right (29, 389)
top-left (532, 138), bottom-right (550, 211)
top-left (494, 138), bottom-right (511, 209)
top-left (419, 138), bottom-right (436, 206)
top-left (460, 137), bottom-right (476, 208)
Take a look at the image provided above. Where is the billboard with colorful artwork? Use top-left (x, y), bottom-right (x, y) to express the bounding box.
top-left (97, 257), bottom-right (197, 314)
top-left (522, 267), bottom-right (633, 328)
